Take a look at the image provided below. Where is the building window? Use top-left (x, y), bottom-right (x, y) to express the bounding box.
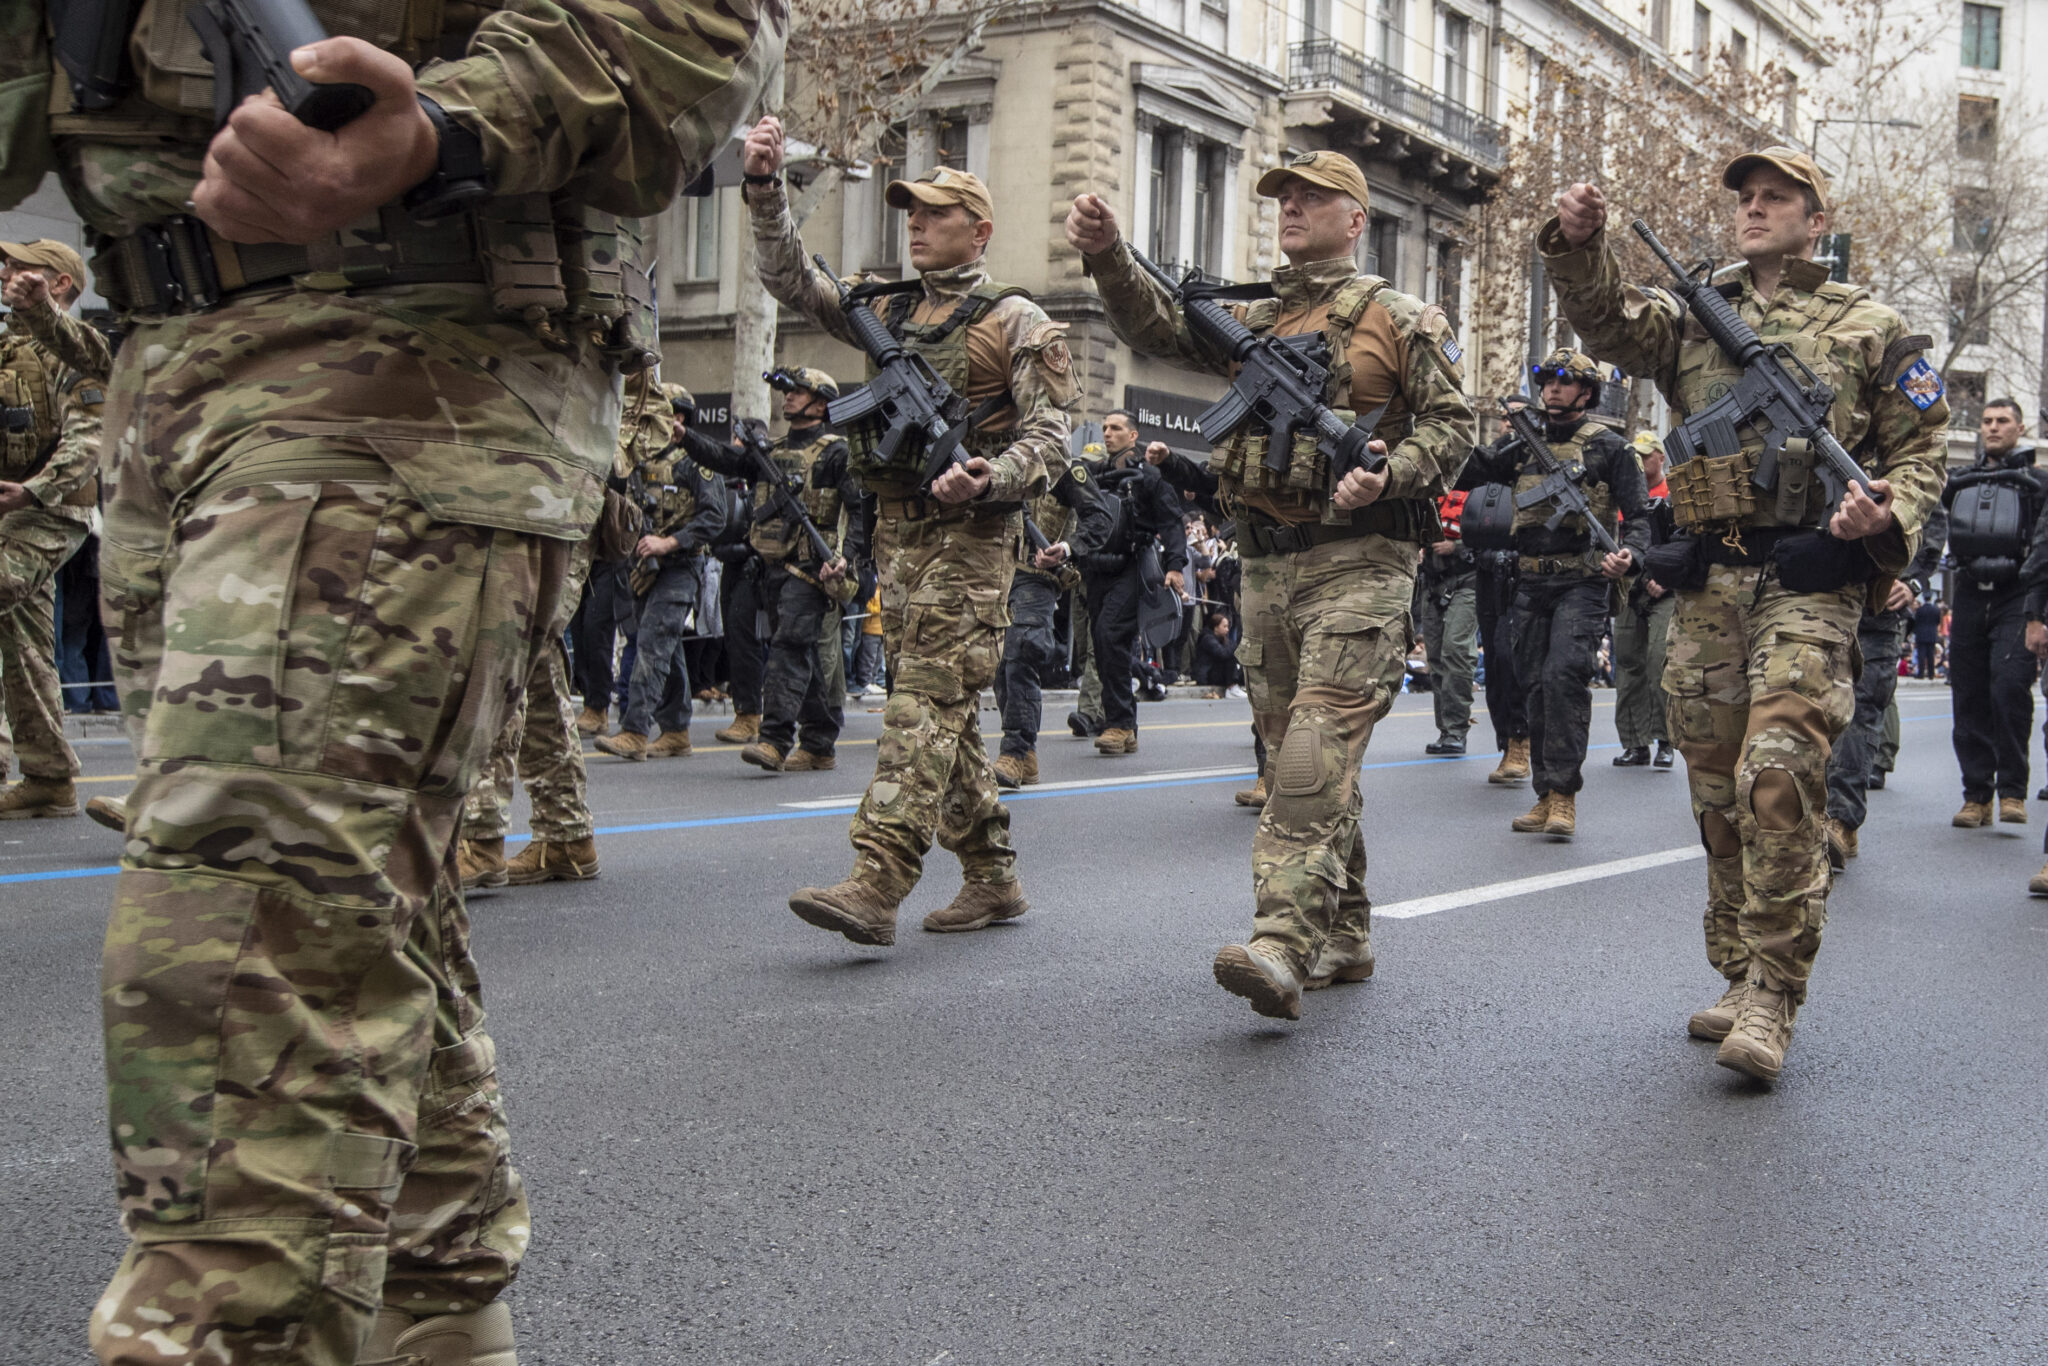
top-left (871, 124), bottom-right (907, 270)
top-left (1650, 0), bottom-right (1670, 49)
top-left (935, 116), bottom-right (969, 173)
top-left (1780, 74), bottom-right (1799, 135)
top-left (1953, 188), bottom-right (1995, 253)
top-left (1191, 144), bottom-right (1225, 275)
top-left (1441, 12), bottom-right (1471, 107)
top-left (1949, 280), bottom-right (1990, 347)
top-left (1692, 3), bottom-right (1710, 76)
top-left (1148, 134), bottom-right (1178, 264)
top-left (1962, 4), bottom-right (2002, 69)
top-left (1729, 30), bottom-right (1748, 73)
top-left (1375, 0), bottom-right (1402, 71)
top-left (1958, 95), bottom-right (1999, 159)
top-left (1948, 368), bottom-right (1986, 430)
top-left (1361, 213), bottom-right (1398, 279)
top-left (1433, 237), bottom-right (1462, 328)
top-left (1301, 0), bottom-right (1332, 42)
top-left (684, 193), bottom-right (721, 281)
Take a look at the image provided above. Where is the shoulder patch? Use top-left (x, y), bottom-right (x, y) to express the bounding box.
top-left (1025, 320), bottom-right (1072, 374)
top-left (1896, 358), bottom-right (1944, 411)
top-left (1070, 461), bottom-right (1088, 484)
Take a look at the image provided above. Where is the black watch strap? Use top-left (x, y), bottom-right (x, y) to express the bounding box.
top-left (404, 96), bottom-right (493, 223)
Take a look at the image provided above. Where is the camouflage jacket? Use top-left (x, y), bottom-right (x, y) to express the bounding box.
top-left (1538, 222), bottom-right (1948, 573)
top-left (744, 181), bottom-right (1070, 505)
top-left (1081, 238), bottom-right (1474, 512)
top-left (1, 310), bottom-right (102, 526)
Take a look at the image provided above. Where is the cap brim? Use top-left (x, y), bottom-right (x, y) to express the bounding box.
top-left (1721, 153), bottom-right (1820, 202)
top-left (1256, 167), bottom-right (1326, 198)
top-left (884, 180), bottom-right (952, 211)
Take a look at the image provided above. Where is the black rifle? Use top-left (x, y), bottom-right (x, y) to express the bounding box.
top-left (1501, 401), bottom-right (1622, 556)
top-left (47, 0), bottom-right (141, 111)
top-left (1632, 219), bottom-right (1876, 509)
top-left (186, 0), bottom-right (375, 130)
top-left (733, 426), bottom-right (838, 567)
top-left (1125, 245), bottom-right (1387, 501)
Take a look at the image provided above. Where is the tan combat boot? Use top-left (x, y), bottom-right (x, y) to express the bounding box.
top-left (646, 729), bottom-right (693, 758)
top-left (1511, 792), bottom-right (1554, 832)
top-left (1018, 750), bottom-right (1040, 785)
top-left (1095, 727), bottom-right (1137, 755)
top-left (1715, 980), bottom-right (1798, 1082)
top-left (784, 749), bottom-right (836, 772)
top-left (1234, 774), bottom-right (1268, 808)
top-left (2001, 797), bottom-right (2027, 824)
top-left (788, 879), bottom-right (901, 946)
top-left (504, 837), bottom-right (599, 886)
top-left (741, 741), bottom-right (787, 771)
top-left (922, 879), bottom-right (1029, 932)
top-left (85, 793), bottom-right (130, 833)
top-left (1304, 937), bottom-right (1375, 990)
top-left (993, 753), bottom-right (1028, 790)
top-left (1825, 817), bottom-right (1850, 871)
top-left (715, 712), bottom-right (761, 744)
top-left (1686, 979), bottom-right (1749, 1041)
top-left (2031, 862), bottom-right (2048, 896)
top-left (361, 1301), bottom-right (516, 1366)
top-left (595, 730), bottom-right (649, 761)
top-left (458, 838), bottom-right (507, 890)
top-left (1542, 792), bottom-right (1576, 837)
top-left (574, 706), bottom-right (608, 736)
top-left (1212, 939), bottom-right (1305, 1020)
top-left (1489, 737), bottom-right (1530, 784)
top-left (0, 776), bottom-right (77, 819)
top-left (1954, 799), bottom-right (1993, 827)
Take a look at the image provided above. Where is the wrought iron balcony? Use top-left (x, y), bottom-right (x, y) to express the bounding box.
top-left (1286, 40), bottom-right (1507, 171)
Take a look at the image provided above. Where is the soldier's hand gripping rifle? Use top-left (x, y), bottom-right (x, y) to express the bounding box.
top-left (1126, 245), bottom-right (1388, 502)
top-left (1501, 400), bottom-right (1622, 556)
top-left (732, 420), bottom-right (838, 568)
top-left (1631, 219), bottom-right (1877, 510)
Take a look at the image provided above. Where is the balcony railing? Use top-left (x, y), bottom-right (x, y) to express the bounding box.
top-left (1286, 40), bottom-right (1507, 169)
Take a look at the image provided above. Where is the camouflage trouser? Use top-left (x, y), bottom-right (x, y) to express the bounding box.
top-left (1662, 565), bottom-right (1860, 1002)
top-left (464, 546), bottom-right (595, 844)
top-left (0, 508), bottom-right (89, 779)
top-left (848, 510), bottom-right (1018, 896)
top-left (94, 446), bottom-right (566, 1364)
top-left (1237, 533), bottom-right (1411, 971)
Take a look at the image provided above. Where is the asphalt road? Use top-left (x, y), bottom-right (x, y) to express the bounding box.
top-left (4, 681), bottom-right (2044, 1365)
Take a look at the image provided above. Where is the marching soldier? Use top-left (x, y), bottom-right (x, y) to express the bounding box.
top-left (1458, 349), bottom-right (1652, 836)
top-left (1066, 151), bottom-right (1474, 1020)
top-left (1544, 147), bottom-right (1949, 1081)
top-left (742, 116), bottom-right (1075, 942)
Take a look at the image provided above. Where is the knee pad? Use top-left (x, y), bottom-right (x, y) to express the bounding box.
top-left (1274, 722), bottom-right (1329, 798)
top-left (1746, 766), bottom-right (1806, 832)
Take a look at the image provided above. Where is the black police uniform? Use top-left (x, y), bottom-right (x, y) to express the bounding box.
top-left (1945, 446), bottom-right (2048, 805)
top-left (1077, 452), bottom-right (1189, 740)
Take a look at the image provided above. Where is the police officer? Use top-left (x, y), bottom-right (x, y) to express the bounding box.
top-left (1078, 412), bottom-right (1188, 757)
top-left (0, 241), bottom-right (106, 820)
top-left (595, 383), bottom-right (729, 760)
top-left (993, 435), bottom-right (1113, 787)
top-left (1546, 147), bottom-right (1949, 1081)
top-left (1941, 398), bottom-right (2047, 827)
top-left (1460, 350), bottom-right (1652, 836)
top-left (33, 3), bottom-right (780, 1360)
top-left (1418, 490), bottom-right (1480, 756)
top-left (743, 116), bottom-right (1075, 943)
top-left (687, 366), bottom-right (866, 772)
top-left (1611, 431), bottom-right (1678, 769)
top-left (1067, 150), bottom-right (1474, 1020)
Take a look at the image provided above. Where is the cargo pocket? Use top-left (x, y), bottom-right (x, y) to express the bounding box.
top-left (1662, 659), bottom-right (1745, 746)
top-left (1760, 628), bottom-right (1854, 733)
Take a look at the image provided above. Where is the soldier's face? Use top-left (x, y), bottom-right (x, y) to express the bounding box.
top-left (1733, 168), bottom-right (1824, 263)
top-left (1983, 406), bottom-right (2024, 452)
top-left (783, 388), bottom-right (825, 423)
top-left (1540, 375), bottom-right (1586, 412)
top-left (1274, 181), bottom-right (1366, 265)
top-left (1102, 415), bottom-right (1136, 452)
top-left (906, 203), bottom-right (992, 271)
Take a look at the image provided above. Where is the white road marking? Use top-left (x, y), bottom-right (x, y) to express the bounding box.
top-left (778, 765), bottom-right (1257, 810)
top-left (1375, 845), bottom-right (1705, 919)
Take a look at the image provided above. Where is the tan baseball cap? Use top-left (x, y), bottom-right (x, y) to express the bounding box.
top-left (0, 238), bottom-right (87, 287)
top-left (1720, 146), bottom-right (1829, 212)
top-left (884, 166), bottom-right (994, 222)
top-left (1255, 150), bottom-right (1371, 213)
top-left (1632, 430), bottom-right (1664, 455)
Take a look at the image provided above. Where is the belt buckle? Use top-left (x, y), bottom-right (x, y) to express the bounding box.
top-left (135, 216), bottom-right (222, 314)
top-left (1271, 523), bottom-right (1309, 556)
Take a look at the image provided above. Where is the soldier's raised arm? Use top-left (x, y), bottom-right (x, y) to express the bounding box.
top-left (1066, 194), bottom-right (1233, 376)
top-left (1536, 181), bottom-right (1684, 392)
top-left (742, 117), bottom-right (869, 350)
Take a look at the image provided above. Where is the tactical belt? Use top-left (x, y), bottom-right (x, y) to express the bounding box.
top-left (95, 211), bottom-right (485, 316)
top-left (1236, 500), bottom-right (1424, 559)
top-left (1698, 525), bottom-right (1801, 567)
top-left (1517, 552), bottom-right (1602, 578)
top-left (875, 495), bottom-right (1020, 525)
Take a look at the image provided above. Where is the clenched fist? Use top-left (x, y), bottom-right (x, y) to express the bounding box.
top-left (743, 115), bottom-right (784, 178)
top-left (1556, 182), bottom-right (1607, 249)
top-left (1066, 194), bottom-right (1119, 255)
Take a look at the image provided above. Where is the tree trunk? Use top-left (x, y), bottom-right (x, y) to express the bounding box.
top-left (731, 66), bottom-right (787, 424)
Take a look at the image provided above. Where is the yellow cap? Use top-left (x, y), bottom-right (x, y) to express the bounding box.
top-left (884, 166), bottom-right (995, 223)
top-left (0, 238), bottom-right (87, 289)
top-left (1255, 151), bottom-right (1371, 214)
top-left (1720, 146), bottom-right (1830, 212)
top-left (1632, 430), bottom-right (1663, 455)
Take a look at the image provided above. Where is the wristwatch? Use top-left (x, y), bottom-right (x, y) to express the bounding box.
top-left (404, 96), bottom-right (493, 223)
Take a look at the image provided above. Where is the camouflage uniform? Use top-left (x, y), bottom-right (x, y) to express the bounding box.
top-left (1082, 235), bottom-right (1474, 979)
top-left (0, 294), bottom-right (106, 792)
top-left (747, 177), bottom-right (1072, 904)
top-left (8, 2), bottom-right (783, 1360)
top-left (1540, 225), bottom-right (1948, 1006)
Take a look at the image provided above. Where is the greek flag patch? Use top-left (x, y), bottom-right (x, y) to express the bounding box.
top-left (1896, 357), bottom-right (1944, 410)
top-left (1441, 337), bottom-right (1463, 365)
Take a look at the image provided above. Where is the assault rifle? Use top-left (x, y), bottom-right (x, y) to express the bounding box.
top-left (732, 422), bottom-right (838, 567)
top-left (1125, 245), bottom-right (1387, 501)
top-left (1632, 218), bottom-right (1876, 509)
top-left (186, 0), bottom-right (376, 130)
top-left (1501, 400), bottom-right (1622, 556)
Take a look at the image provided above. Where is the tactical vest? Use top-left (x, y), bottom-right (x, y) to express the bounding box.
top-left (1666, 280), bottom-right (1869, 534)
top-left (1511, 421), bottom-right (1615, 550)
top-left (0, 335), bottom-right (61, 480)
top-left (634, 449), bottom-right (702, 540)
top-left (1207, 276), bottom-right (1414, 500)
top-left (845, 281), bottom-right (1028, 494)
top-left (750, 428), bottom-right (842, 562)
top-left (1947, 466), bottom-right (2039, 582)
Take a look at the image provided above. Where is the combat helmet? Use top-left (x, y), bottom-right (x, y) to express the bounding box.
top-left (1530, 348), bottom-right (1606, 420)
top-left (765, 366), bottom-right (840, 401)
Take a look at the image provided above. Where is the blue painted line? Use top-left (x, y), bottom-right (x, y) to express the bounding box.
top-left (1, 864), bottom-right (123, 885)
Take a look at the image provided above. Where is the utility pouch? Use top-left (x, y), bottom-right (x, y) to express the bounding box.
top-left (1642, 535), bottom-right (1707, 592)
top-left (1771, 529), bottom-right (1875, 594)
top-left (476, 193), bottom-right (567, 331)
top-left (1667, 450), bottom-right (1758, 530)
top-left (1772, 436), bottom-right (1814, 526)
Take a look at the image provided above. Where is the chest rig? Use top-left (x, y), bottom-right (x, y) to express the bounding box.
top-left (0, 335), bottom-right (61, 480)
top-left (1666, 278), bottom-right (1867, 535)
top-left (1511, 421), bottom-right (1613, 546)
top-left (844, 280), bottom-right (1025, 494)
top-left (632, 448), bottom-right (700, 539)
top-left (750, 428), bottom-right (842, 561)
